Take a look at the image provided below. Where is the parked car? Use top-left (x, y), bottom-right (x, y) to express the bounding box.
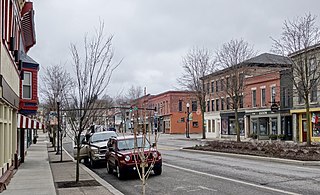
top-left (105, 135), bottom-right (162, 179)
top-left (73, 131), bottom-right (117, 167)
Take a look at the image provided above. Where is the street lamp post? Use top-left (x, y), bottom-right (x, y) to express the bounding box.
top-left (56, 98), bottom-right (60, 155)
top-left (186, 103), bottom-right (190, 138)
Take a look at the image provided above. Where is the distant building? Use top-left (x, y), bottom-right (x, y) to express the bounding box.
top-left (131, 91), bottom-right (203, 134)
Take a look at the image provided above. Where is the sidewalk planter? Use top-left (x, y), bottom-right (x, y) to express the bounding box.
top-left (277, 134), bottom-right (286, 140)
top-left (248, 133), bottom-right (258, 139)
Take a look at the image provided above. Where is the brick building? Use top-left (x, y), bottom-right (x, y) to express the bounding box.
top-left (201, 53), bottom-right (291, 139)
top-left (131, 91), bottom-right (203, 134)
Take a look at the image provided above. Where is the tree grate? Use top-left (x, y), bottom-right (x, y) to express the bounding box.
top-left (55, 180), bottom-right (101, 188)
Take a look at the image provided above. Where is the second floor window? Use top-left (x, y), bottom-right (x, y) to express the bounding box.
top-left (211, 100), bottom-right (215, 111)
top-left (23, 71), bottom-right (32, 99)
top-left (221, 98), bottom-right (225, 110)
top-left (211, 81), bottom-right (214, 93)
top-left (178, 100), bottom-right (182, 112)
top-left (192, 101), bottom-right (197, 112)
top-left (252, 90), bottom-right (256, 107)
top-left (227, 97), bottom-right (230, 109)
top-left (207, 101), bottom-right (210, 112)
top-left (271, 86), bottom-right (276, 103)
top-left (261, 88), bottom-right (266, 106)
top-left (239, 95), bottom-right (244, 108)
top-left (311, 80), bottom-right (317, 102)
top-left (216, 80), bottom-right (219, 92)
top-left (216, 99), bottom-right (219, 111)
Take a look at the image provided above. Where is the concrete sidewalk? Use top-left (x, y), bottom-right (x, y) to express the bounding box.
top-left (2, 131), bottom-right (123, 195)
top-left (2, 132), bottom-right (56, 195)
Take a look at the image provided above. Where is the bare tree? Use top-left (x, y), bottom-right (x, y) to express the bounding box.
top-left (127, 85), bottom-right (143, 101)
top-left (215, 39), bottom-right (256, 142)
top-left (178, 47), bottom-right (215, 139)
top-left (271, 13), bottom-right (320, 145)
top-left (40, 64), bottom-right (73, 148)
top-left (64, 21), bottom-right (121, 182)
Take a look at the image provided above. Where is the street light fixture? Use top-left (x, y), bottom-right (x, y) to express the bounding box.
top-left (186, 103), bottom-right (190, 138)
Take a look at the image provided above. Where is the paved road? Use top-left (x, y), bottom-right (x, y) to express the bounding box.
top-left (63, 133), bottom-right (320, 195)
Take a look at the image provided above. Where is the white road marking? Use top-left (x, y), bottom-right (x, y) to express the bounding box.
top-left (164, 163), bottom-right (301, 195)
top-left (198, 186), bottom-right (217, 192)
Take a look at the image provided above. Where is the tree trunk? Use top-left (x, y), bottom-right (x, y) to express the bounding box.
top-left (76, 146), bottom-right (80, 183)
top-left (235, 107), bottom-right (241, 142)
top-left (306, 99), bottom-right (311, 146)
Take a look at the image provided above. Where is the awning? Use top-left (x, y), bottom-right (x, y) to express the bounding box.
top-left (17, 114), bottom-right (44, 129)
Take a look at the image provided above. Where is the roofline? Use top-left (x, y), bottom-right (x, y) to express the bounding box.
top-left (288, 43), bottom-right (320, 57)
top-left (149, 90), bottom-right (197, 99)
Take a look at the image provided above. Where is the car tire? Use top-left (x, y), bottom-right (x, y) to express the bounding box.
top-left (89, 155), bottom-right (96, 168)
top-left (116, 164), bottom-right (125, 180)
top-left (83, 157), bottom-right (89, 164)
top-left (153, 166), bottom-right (162, 175)
top-left (106, 161), bottom-right (113, 174)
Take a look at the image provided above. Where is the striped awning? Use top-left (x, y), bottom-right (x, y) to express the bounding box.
top-left (17, 114), bottom-right (44, 129)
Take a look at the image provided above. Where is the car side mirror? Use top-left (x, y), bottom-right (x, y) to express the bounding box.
top-left (81, 139), bottom-right (88, 144)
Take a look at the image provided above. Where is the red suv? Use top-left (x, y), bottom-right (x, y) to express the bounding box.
top-left (105, 135), bottom-right (162, 179)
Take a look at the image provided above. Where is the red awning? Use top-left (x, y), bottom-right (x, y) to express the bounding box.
top-left (17, 114), bottom-right (44, 129)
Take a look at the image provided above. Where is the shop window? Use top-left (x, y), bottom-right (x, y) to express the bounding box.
top-left (207, 120), bottom-right (211, 133)
top-left (229, 118), bottom-right (237, 135)
top-left (251, 119), bottom-right (257, 134)
top-left (212, 119), bottom-right (215, 133)
top-left (259, 118), bottom-right (268, 136)
top-left (192, 121), bottom-right (198, 128)
top-left (313, 118), bottom-right (320, 137)
top-left (23, 71), bottom-right (32, 99)
top-left (271, 118), bottom-right (277, 135)
top-left (221, 119), bottom-right (228, 135)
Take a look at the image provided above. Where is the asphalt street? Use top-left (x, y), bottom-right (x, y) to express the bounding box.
top-left (63, 134), bottom-right (320, 195)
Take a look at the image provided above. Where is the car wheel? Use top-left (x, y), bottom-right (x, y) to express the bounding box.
top-left (116, 164), bottom-right (125, 180)
top-left (89, 155), bottom-right (96, 168)
top-left (153, 166), bottom-right (162, 175)
top-left (83, 157), bottom-right (89, 164)
top-left (106, 161), bottom-right (113, 174)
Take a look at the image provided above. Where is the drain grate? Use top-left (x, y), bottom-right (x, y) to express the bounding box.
top-left (56, 180), bottom-right (101, 188)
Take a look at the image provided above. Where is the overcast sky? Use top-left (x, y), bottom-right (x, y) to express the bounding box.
top-left (29, 0), bottom-right (320, 99)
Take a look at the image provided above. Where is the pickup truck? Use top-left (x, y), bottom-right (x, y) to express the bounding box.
top-left (74, 131), bottom-right (117, 167)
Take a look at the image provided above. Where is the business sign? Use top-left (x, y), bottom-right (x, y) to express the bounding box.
top-left (270, 103), bottom-right (279, 112)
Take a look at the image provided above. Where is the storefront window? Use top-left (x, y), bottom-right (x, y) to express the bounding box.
top-left (212, 120), bottom-right (215, 133)
top-left (252, 119), bottom-right (257, 134)
top-left (221, 118), bottom-right (228, 135)
top-left (259, 118), bottom-right (268, 135)
top-left (271, 118), bottom-right (277, 135)
top-left (207, 120), bottom-right (211, 133)
top-left (229, 119), bottom-right (236, 135)
top-left (313, 113), bottom-right (320, 137)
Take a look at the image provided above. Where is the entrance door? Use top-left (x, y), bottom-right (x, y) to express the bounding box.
top-left (302, 120), bottom-right (307, 142)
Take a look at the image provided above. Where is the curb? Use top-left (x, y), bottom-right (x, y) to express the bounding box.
top-left (180, 148), bottom-right (320, 166)
top-left (63, 147), bottom-right (124, 195)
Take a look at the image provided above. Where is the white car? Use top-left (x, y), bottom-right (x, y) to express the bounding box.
top-left (73, 131), bottom-right (117, 167)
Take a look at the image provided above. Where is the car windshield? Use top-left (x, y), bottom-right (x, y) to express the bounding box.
top-left (117, 137), bottom-right (151, 150)
top-left (91, 132), bottom-right (117, 143)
